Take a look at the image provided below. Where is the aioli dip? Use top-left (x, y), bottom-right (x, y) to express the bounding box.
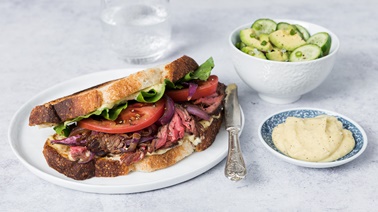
top-left (272, 115), bottom-right (355, 162)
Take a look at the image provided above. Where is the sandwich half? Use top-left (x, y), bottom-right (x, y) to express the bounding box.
top-left (29, 55), bottom-right (226, 180)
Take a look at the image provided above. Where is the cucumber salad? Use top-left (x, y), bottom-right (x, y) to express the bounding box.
top-left (235, 19), bottom-right (332, 62)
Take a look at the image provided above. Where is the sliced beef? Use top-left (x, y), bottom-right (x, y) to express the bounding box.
top-left (167, 110), bottom-right (185, 142)
top-left (175, 104), bottom-right (197, 135)
top-left (120, 147), bottom-right (146, 166)
top-left (153, 104), bottom-right (201, 150)
top-left (50, 82), bottom-right (226, 168)
top-left (86, 133), bottom-right (140, 156)
top-left (193, 83), bottom-right (225, 114)
top-left (153, 125), bottom-right (169, 150)
top-left (69, 146), bottom-right (94, 164)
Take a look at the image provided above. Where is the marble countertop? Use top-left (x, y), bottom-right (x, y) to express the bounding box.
top-left (2, 0), bottom-right (377, 211)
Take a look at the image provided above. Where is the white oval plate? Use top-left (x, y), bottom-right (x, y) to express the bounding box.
top-left (8, 68), bottom-right (244, 194)
top-left (258, 108), bottom-right (367, 168)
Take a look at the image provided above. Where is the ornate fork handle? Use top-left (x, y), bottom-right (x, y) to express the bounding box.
top-left (225, 127), bottom-right (246, 181)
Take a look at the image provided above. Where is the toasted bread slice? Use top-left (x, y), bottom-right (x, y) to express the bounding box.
top-left (42, 113), bottom-right (223, 180)
top-left (29, 55), bottom-right (199, 127)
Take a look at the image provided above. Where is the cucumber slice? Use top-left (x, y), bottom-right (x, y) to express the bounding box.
top-left (251, 18), bottom-right (277, 36)
top-left (241, 46), bottom-right (267, 59)
top-left (307, 32), bottom-right (332, 55)
top-left (294, 24), bottom-right (310, 40)
top-left (289, 44), bottom-right (322, 62)
top-left (277, 22), bottom-right (295, 30)
top-left (277, 22), bottom-right (304, 39)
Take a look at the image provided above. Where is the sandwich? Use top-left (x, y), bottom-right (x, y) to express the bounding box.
top-left (28, 55), bottom-right (226, 180)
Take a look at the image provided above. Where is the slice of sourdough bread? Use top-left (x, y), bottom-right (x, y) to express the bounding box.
top-left (43, 113), bottom-right (223, 180)
top-left (29, 55), bottom-right (199, 127)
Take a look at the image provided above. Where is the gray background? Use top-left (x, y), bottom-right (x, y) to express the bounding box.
top-left (1, 0), bottom-right (377, 211)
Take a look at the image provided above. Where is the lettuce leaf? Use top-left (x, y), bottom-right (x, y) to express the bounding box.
top-left (166, 57), bottom-right (215, 89)
top-left (101, 103), bottom-right (128, 120)
top-left (135, 83), bottom-right (166, 103)
top-left (54, 103), bottom-right (128, 136)
top-left (181, 57), bottom-right (214, 82)
top-left (165, 79), bottom-right (183, 89)
top-left (53, 84), bottom-right (166, 136)
top-left (54, 57), bottom-right (215, 136)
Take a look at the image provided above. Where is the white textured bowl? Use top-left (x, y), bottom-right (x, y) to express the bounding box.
top-left (229, 19), bottom-right (340, 104)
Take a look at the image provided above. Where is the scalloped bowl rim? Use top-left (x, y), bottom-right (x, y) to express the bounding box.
top-left (228, 19), bottom-right (340, 64)
top-left (258, 108), bottom-right (368, 168)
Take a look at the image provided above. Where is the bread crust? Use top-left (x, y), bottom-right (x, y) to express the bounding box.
top-left (133, 139), bottom-right (194, 173)
top-left (42, 114), bottom-right (223, 180)
top-left (95, 157), bottom-right (133, 178)
top-left (29, 55), bottom-right (199, 126)
top-left (43, 142), bottom-right (95, 180)
top-left (195, 113), bottom-right (223, 151)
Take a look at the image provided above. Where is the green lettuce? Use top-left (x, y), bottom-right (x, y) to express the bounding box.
top-left (135, 83), bottom-right (166, 103)
top-left (101, 103), bottom-right (128, 120)
top-left (166, 57), bottom-right (215, 89)
top-left (54, 57), bottom-right (215, 136)
top-left (54, 103), bottom-right (128, 136)
top-left (181, 57), bottom-right (214, 82)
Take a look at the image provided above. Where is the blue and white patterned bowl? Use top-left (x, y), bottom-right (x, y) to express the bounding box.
top-left (258, 108), bottom-right (368, 168)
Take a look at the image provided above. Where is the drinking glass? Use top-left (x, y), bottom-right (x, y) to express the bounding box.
top-left (101, 0), bottom-right (171, 64)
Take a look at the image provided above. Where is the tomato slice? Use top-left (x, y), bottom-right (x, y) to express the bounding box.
top-left (166, 75), bottom-right (219, 102)
top-left (78, 99), bottom-right (165, 134)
